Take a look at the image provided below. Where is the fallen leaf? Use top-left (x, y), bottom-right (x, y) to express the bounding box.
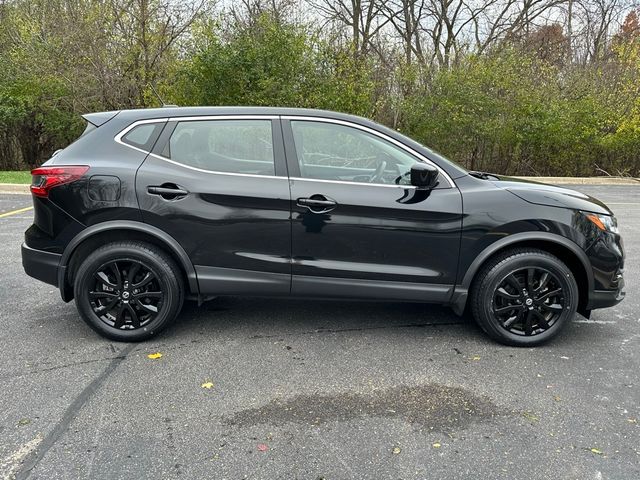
top-left (628, 418), bottom-right (637, 424)
top-left (590, 448), bottom-right (603, 455)
top-left (472, 356), bottom-right (481, 361)
top-left (17, 418), bottom-right (31, 426)
top-left (201, 382), bottom-right (214, 389)
top-left (523, 411), bottom-right (539, 422)
top-left (432, 442), bottom-right (441, 448)
top-left (553, 396), bottom-right (562, 402)
top-left (147, 352), bottom-right (162, 359)
top-left (392, 446), bottom-right (401, 454)
top-left (257, 443), bottom-right (268, 452)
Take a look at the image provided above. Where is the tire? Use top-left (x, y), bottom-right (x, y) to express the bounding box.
top-left (73, 241), bottom-right (184, 341)
top-left (470, 248), bottom-right (578, 347)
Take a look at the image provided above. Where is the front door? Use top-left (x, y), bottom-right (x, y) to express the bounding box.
top-left (282, 118), bottom-right (463, 302)
top-left (135, 116), bottom-right (292, 295)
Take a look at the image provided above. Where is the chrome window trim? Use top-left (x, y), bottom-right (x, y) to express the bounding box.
top-left (282, 115), bottom-right (455, 188)
top-left (114, 117), bottom-right (168, 156)
top-left (288, 176), bottom-right (417, 190)
top-left (113, 114), bottom-right (456, 187)
top-left (114, 116), bottom-right (284, 180)
top-left (145, 152), bottom-right (287, 180)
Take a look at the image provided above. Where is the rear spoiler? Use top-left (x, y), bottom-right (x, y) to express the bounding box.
top-left (82, 111), bottom-right (120, 127)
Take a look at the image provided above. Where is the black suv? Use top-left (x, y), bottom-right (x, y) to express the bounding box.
top-left (22, 107), bottom-right (625, 345)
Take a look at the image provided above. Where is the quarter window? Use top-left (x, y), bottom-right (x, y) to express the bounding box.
top-left (290, 121), bottom-right (422, 185)
top-left (165, 120), bottom-right (275, 175)
top-left (122, 123), bottom-right (163, 150)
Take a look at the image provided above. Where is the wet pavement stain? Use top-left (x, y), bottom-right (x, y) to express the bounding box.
top-left (224, 384), bottom-right (507, 430)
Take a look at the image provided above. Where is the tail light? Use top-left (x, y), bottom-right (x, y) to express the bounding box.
top-left (30, 165), bottom-right (90, 198)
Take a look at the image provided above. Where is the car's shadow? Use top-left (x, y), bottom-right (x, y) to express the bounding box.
top-left (168, 296), bottom-right (478, 341)
top-left (167, 296), bottom-right (606, 347)
top-left (37, 293), bottom-right (601, 347)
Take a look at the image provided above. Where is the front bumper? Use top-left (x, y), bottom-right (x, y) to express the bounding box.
top-left (582, 219), bottom-right (625, 311)
top-left (22, 243), bottom-right (61, 287)
top-left (587, 276), bottom-right (625, 310)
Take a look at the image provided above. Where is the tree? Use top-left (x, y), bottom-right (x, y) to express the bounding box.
top-left (310, 0), bottom-right (391, 58)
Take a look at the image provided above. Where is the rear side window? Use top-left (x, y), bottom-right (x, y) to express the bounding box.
top-left (164, 120), bottom-right (274, 175)
top-left (122, 123), bottom-right (163, 150)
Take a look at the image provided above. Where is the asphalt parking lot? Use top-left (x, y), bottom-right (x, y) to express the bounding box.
top-left (0, 186), bottom-right (638, 480)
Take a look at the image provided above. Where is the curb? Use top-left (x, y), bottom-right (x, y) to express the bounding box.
top-left (515, 176), bottom-right (640, 185)
top-left (0, 176), bottom-right (638, 195)
top-left (0, 184), bottom-right (30, 194)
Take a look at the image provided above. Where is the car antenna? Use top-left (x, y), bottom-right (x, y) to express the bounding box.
top-left (149, 83), bottom-right (178, 108)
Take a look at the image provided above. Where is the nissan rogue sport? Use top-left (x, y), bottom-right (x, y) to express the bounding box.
top-left (22, 107), bottom-right (625, 346)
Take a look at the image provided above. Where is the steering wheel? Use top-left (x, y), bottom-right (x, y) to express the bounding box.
top-left (369, 160), bottom-right (387, 183)
top-left (394, 170), bottom-right (411, 185)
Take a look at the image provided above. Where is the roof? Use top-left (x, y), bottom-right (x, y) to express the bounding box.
top-left (83, 106), bottom-right (468, 179)
top-left (113, 106), bottom-right (373, 123)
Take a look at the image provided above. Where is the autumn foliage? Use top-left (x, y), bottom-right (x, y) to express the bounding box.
top-left (0, 1), bottom-right (639, 177)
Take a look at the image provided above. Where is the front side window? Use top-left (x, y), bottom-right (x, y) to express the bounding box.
top-left (165, 119), bottom-right (275, 175)
top-left (290, 120), bottom-right (421, 185)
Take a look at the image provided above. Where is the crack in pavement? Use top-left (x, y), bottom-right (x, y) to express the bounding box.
top-left (14, 344), bottom-right (136, 479)
top-left (0, 322), bottom-right (465, 381)
top-left (0, 354), bottom-right (131, 381)
top-left (247, 320), bottom-right (466, 339)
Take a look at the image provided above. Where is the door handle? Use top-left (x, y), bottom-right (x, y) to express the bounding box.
top-left (147, 184), bottom-right (189, 199)
top-left (297, 195), bottom-right (337, 213)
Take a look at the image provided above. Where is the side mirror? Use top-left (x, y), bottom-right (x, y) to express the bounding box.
top-left (410, 163), bottom-right (439, 189)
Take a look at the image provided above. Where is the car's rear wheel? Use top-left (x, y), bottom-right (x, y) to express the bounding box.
top-left (470, 248), bottom-right (578, 346)
top-left (73, 241), bottom-right (184, 341)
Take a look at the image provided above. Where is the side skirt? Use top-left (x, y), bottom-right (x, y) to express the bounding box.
top-left (292, 275), bottom-right (452, 302)
top-left (196, 266), bottom-right (291, 296)
top-left (196, 266), bottom-right (454, 303)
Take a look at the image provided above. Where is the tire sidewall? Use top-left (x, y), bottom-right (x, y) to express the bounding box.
top-left (74, 244), bottom-right (182, 341)
top-left (479, 253), bottom-right (578, 346)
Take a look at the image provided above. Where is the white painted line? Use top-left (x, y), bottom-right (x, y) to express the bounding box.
top-left (0, 434), bottom-right (43, 480)
top-left (574, 319), bottom-right (617, 324)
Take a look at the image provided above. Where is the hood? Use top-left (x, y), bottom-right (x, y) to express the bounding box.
top-left (488, 175), bottom-right (612, 215)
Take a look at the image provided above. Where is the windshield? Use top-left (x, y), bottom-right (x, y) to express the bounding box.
top-left (375, 123), bottom-right (468, 178)
top-left (422, 144), bottom-right (468, 174)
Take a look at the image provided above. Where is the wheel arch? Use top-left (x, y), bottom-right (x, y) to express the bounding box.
top-left (58, 221), bottom-right (199, 302)
top-left (451, 232), bottom-right (593, 316)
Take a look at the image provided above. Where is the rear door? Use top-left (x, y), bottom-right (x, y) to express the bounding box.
top-left (133, 115), bottom-right (292, 295)
top-left (282, 117), bottom-right (463, 302)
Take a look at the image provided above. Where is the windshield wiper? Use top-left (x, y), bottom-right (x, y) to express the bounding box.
top-left (469, 170), bottom-right (499, 180)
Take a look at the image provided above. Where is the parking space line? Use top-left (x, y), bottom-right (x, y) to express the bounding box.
top-left (0, 434), bottom-right (43, 480)
top-left (0, 206), bottom-right (33, 218)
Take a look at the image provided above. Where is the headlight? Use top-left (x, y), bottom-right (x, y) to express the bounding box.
top-left (584, 212), bottom-right (619, 233)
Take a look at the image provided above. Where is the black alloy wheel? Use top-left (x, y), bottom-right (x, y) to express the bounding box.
top-left (471, 248), bottom-right (578, 347)
top-left (90, 259), bottom-right (164, 330)
top-left (492, 267), bottom-right (565, 336)
top-left (74, 241), bottom-right (184, 341)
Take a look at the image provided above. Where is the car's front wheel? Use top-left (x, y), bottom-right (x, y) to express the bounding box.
top-left (73, 241), bottom-right (184, 341)
top-left (470, 248), bottom-right (578, 347)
